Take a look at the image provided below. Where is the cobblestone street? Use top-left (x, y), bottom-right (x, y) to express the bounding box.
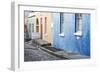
top-left (24, 41), bottom-right (62, 62)
top-left (24, 40), bottom-right (89, 62)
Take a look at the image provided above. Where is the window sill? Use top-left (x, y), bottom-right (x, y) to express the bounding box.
top-left (59, 33), bottom-right (65, 37)
top-left (73, 31), bottom-right (82, 37)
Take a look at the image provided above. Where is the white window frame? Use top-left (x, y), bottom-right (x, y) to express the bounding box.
top-left (59, 12), bottom-right (65, 37)
top-left (60, 12), bottom-right (64, 33)
top-left (11, 1), bottom-right (96, 71)
top-left (74, 13), bottom-right (83, 37)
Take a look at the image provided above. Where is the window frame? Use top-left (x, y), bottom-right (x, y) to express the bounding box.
top-left (74, 13), bottom-right (83, 37)
top-left (60, 12), bottom-right (64, 34)
top-left (36, 18), bottom-right (39, 32)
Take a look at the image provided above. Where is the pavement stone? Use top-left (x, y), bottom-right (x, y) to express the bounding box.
top-left (24, 42), bottom-right (62, 62)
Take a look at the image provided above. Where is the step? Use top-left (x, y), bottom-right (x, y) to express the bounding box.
top-left (32, 39), bottom-right (51, 46)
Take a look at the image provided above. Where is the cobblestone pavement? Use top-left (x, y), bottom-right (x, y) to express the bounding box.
top-left (24, 40), bottom-right (89, 62)
top-left (24, 41), bottom-right (62, 62)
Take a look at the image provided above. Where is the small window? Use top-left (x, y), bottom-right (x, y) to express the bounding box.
top-left (36, 18), bottom-right (39, 25)
top-left (74, 13), bottom-right (82, 36)
top-left (45, 17), bottom-right (47, 34)
top-left (75, 13), bottom-right (82, 32)
top-left (36, 18), bottom-right (39, 32)
top-left (60, 12), bottom-right (64, 33)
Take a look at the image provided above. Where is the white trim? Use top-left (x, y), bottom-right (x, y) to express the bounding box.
top-left (59, 33), bottom-right (65, 37)
top-left (11, 2), bottom-right (19, 71)
top-left (73, 31), bottom-right (82, 36)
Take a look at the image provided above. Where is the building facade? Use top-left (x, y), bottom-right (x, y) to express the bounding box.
top-left (52, 13), bottom-right (90, 56)
top-left (25, 11), bottom-right (90, 56)
top-left (25, 12), bottom-right (53, 43)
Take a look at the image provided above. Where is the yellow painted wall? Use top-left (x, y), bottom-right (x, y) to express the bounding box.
top-left (34, 12), bottom-right (53, 44)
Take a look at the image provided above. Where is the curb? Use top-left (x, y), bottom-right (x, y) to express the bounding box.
top-left (40, 46), bottom-right (69, 59)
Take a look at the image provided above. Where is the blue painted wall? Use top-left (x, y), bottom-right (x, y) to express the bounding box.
top-left (52, 13), bottom-right (90, 56)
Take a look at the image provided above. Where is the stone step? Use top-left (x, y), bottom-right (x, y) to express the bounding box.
top-left (32, 39), bottom-right (51, 46)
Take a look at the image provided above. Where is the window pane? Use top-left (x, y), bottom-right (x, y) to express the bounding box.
top-left (75, 13), bottom-right (82, 32)
top-left (36, 18), bottom-right (39, 25)
top-left (36, 18), bottom-right (39, 32)
top-left (60, 12), bottom-right (64, 33)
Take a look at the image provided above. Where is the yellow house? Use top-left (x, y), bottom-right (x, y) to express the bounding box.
top-left (34, 12), bottom-right (53, 44)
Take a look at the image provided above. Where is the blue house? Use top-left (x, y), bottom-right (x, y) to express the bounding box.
top-left (52, 12), bottom-right (90, 56)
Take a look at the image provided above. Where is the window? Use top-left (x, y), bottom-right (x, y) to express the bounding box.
top-left (45, 17), bottom-right (47, 33)
top-left (36, 18), bottom-right (39, 32)
top-left (74, 13), bottom-right (83, 36)
top-left (60, 12), bottom-right (64, 33)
